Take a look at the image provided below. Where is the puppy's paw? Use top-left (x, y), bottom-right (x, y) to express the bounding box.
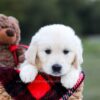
top-left (19, 64), bottom-right (38, 83)
top-left (61, 75), bottom-right (78, 88)
top-left (61, 68), bottom-right (80, 88)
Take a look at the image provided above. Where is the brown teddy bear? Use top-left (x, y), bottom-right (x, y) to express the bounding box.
top-left (0, 14), bottom-right (26, 68)
top-left (0, 14), bottom-right (27, 100)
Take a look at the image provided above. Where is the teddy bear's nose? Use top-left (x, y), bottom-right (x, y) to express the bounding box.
top-left (6, 30), bottom-right (14, 37)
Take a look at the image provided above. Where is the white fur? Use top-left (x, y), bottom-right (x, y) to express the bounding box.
top-left (19, 24), bottom-right (83, 88)
top-left (61, 67), bottom-right (81, 88)
top-left (19, 61), bottom-right (38, 83)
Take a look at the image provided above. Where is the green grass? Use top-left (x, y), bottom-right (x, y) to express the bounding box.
top-left (82, 37), bottom-right (100, 100)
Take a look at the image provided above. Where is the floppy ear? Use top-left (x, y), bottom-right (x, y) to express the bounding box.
top-left (72, 36), bottom-right (83, 68)
top-left (72, 55), bottom-right (83, 68)
top-left (25, 36), bottom-right (38, 65)
top-left (72, 55), bottom-right (77, 68)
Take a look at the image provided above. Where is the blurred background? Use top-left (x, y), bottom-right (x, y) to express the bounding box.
top-left (0, 0), bottom-right (100, 99)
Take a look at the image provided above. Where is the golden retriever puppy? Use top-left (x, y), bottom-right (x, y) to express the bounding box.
top-left (19, 24), bottom-right (83, 88)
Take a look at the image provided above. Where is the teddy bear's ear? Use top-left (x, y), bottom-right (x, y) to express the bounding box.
top-left (0, 14), bottom-right (8, 27)
top-left (25, 36), bottom-right (38, 65)
top-left (8, 16), bottom-right (19, 24)
top-left (0, 14), bottom-right (7, 20)
top-left (8, 16), bottom-right (21, 44)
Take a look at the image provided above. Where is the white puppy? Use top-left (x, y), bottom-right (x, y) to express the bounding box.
top-left (19, 24), bottom-right (83, 88)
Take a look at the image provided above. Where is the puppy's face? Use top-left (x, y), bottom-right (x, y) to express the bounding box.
top-left (26, 24), bottom-right (83, 76)
top-left (37, 34), bottom-right (76, 76)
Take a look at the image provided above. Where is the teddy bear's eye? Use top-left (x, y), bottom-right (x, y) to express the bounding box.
top-left (63, 49), bottom-right (69, 54)
top-left (45, 49), bottom-right (51, 54)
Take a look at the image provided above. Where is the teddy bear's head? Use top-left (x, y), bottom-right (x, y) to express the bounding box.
top-left (0, 14), bottom-right (21, 45)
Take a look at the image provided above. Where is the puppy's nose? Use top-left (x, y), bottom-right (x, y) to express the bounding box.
top-left (52, 64), bottom-right (62, 73)
top-left (6, 30), bottom-right (14, 37)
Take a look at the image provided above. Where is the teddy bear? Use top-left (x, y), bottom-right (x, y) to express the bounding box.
top-left (0, 14), bottom-right (27, 100)
top-left (0, 14), bottom-right (27, 68)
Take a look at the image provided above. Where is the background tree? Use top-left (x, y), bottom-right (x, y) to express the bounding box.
top-left (0, 0), bottom-right (100, 43)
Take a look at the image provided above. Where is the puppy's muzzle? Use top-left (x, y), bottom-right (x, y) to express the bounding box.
top-left (52, 64), bottom-right (62, 73)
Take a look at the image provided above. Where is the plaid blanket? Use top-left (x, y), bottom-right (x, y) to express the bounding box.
top-left (0, 67), bottom-right (85, 100)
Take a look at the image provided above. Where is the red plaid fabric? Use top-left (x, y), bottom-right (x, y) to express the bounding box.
top-left (0, 67), bottom-right (85, 100)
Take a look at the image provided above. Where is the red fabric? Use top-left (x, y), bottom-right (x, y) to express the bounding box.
top-left (9, 45), bottom-right (18, 52)
top-left (9, 45), bottom-right (19, 66)
top-left (73, 72), bottom-right (84, 89)
top-left (27, 75), bottom-right (51, 99)
top-left (0, 67), bottom-right (85, 100)
top-left (8, 44), bottom-right (28, 66)
top-left (0, 43), bottom-right (4, 45)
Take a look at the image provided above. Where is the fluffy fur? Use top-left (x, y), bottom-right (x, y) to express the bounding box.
top-left (0, 14), bottom-right (25, 68)
top-left (20, 24), bottom-right (83, 88)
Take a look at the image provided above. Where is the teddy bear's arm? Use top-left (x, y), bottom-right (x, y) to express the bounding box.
top-left (16, 46), bottom-right (26, 64)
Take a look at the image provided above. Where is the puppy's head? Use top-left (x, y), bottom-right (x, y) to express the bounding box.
top-left (25, 24), bottom-right (83, 76)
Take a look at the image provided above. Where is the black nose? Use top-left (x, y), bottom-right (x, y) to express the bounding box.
top-left (6, 30), bottom-right (14, 37)
top-left (52, 64), bottom-right (62, 73)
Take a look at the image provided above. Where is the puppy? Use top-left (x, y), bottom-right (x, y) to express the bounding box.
top-left (19, 24), bottom-right (83, 88)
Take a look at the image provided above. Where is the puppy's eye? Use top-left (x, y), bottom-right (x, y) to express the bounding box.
top-left (45, 49), bottom-right (51, 54)
top-left (63, 49), bottom-right (69, 54)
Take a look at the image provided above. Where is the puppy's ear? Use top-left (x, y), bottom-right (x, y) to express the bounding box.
top-left (72, 36), bottom-right (83, 68)
top-left (72, 52), bottom-right (83, 68)
top-left (72, 56), bottom-right (77, 68)
top-left (25, 36), bottom-right (38, 65)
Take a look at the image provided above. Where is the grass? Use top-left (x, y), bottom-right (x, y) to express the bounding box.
top-left (82, 37), bottom-right (100, 100)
